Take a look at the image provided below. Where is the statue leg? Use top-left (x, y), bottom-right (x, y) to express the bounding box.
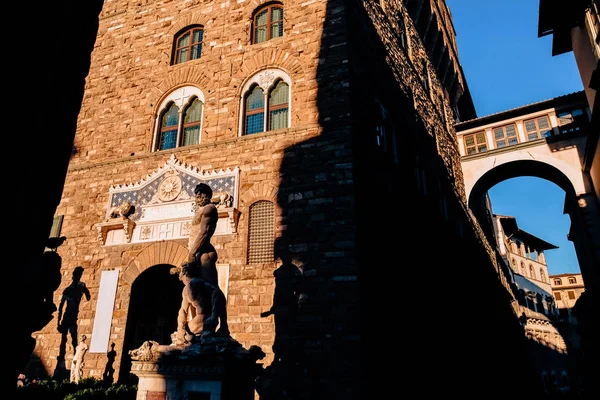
top-left (213, 288), bottom-right (230, 335)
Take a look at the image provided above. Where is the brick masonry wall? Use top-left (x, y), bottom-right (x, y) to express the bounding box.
top-left (31, 0), bottom-right (361, 388)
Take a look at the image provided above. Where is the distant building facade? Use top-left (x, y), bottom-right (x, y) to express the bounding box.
top-left (550, 272), bottom-right (586, 322)
top-left (493, 213), bottom-right (582, 394)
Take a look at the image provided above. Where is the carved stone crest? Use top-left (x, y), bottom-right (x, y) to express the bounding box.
top-left (129, 340), bottom-right (162, 362)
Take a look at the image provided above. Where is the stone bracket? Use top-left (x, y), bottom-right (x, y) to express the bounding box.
top-left (95, 218), bottom-right (136, 245)
top-left (219, 207), bottom-right (241, 234)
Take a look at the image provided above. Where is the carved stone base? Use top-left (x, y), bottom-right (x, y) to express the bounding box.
top-left (130, 336), bottom-right (264, 400)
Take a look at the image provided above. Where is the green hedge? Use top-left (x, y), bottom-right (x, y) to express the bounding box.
top-left (16, 377), bottom-right (137, 400)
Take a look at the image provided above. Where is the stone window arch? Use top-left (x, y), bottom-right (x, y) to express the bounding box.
top-left (172, 25), bottom-right (204, 65)
top-left (239, 69), bottom-right (292, 136)
top-left (252, 3), bottom-right (284, 44)
top-left (152, 86), bottom-right (205, 151)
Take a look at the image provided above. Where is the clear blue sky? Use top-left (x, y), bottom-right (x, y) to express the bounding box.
top-left (446, 0), bottom-right (584, 275)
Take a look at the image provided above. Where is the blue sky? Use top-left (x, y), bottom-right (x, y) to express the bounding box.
top-left (445, 0), bottom-right (584, 275)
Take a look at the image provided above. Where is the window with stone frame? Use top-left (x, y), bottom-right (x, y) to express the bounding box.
top-left (523, 115), bottom-right (552, 141)
top-left (529, 264), bottom-right (536, 279)
top-left (240, 69), bottom-right (291, 135)
top-left (493, 123), bottom-right (518, 148)
top-left (568, 276), bottom-right (577, 284)
top-left (463, 131), bottom-right (487, 155)
top-left (540, 269), bottom-right (546, 283)
top-left (567, 291), bottom-right (575, 300)
top-left (173, 26), bottom-right (204, 65)
top-left (554, 278), bottom-right (562, 285)
top-left (247, 200), bottom-right (275, 264)
top-left (252, 4), bottom-right (284, 44)
top-left (555, 291), bottom-right (562, 300)
top-left (153, 86), bottom-right (204, 151)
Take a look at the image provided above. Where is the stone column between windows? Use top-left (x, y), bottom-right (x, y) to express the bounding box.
top-left (515, 121), bottom-right (527, 143)
top-left (548, 111), bottom-right (560, 136)
top-left (484, 128), bottom-right (494, 150)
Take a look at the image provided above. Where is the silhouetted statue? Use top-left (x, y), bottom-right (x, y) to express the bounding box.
top-left (261, 239), bottom-right (305, 361)
top-left (57, 266), bottom-right (91, 361)
top-left (70, 334), bottom-right (88, 383)
top-left (103, 342), bottom-right (116, 384)
top-left (174, 183), bottom-right (229, 344)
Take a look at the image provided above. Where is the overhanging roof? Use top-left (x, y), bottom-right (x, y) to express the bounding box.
top-left (497, 215), bottom-right (558, 250)
top-left (538, 0), bottom-right (590, 55)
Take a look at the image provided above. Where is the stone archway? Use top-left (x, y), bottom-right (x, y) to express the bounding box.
top-left (122, 241), bottom-right (189, 284)
top-left (118, 241), bottom-right (189, 384)
top-left (466, 159), bottom-right (600, 293)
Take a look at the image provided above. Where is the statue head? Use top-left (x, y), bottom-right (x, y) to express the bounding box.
top-left (194, 183), bottom-right (213, 206)
top-left (180, 262), bottom-right (202, 280)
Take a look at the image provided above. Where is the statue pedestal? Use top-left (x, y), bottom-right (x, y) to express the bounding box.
top-left (130, 335), bottom-right (264, 400)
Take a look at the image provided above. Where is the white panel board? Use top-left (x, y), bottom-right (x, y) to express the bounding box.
top-left (89, 270), bottom-right (119, 353)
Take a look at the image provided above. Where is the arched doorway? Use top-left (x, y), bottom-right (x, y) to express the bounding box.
top-left (118, 264), bottom-right (183, 384)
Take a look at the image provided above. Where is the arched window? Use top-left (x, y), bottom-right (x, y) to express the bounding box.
top-left (247, 200), bottom-right (275, 264)
top-left (268, 80), bottom-right (289, 130)
top-left (153, 86), bottom-right (205, 151)
top-left (173, 26), bottom-right (204, 65)
top-left (244, 85), bottom-right (265, 135)
top-left (540, 269), bottom-right (546, 283)
top-left (182, 98), bottom-right (203, 145)
top-left (568, 276), bottom-right (577, 284)
top-left (529, 264), bottom-right (535, 279)
top-left (252, 4), bottom-right (284, 44)
top-left (554, 278), bottom-right (562, 285)
top-left (240, 69), bottom-right (291, 135)
top-left (158, 103), bottom-right (180, 150)
top-left (520, 262), bottom-right (526, 276)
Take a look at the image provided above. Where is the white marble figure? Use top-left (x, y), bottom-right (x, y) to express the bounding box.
top-left (70, 334), bottom-right (88, 383)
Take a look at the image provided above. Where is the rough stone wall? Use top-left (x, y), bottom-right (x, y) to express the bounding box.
top-left (359, 0), bottom-right (468, 202)
top-left (31, 0), bottom-right (359, 387)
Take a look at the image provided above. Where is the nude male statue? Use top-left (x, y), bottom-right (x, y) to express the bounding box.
top-left (175, 183), bottom-right (229, 344)
top-left (70, 334), bottom-right (88, 384)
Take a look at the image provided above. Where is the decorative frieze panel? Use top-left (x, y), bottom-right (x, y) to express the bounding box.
top-left (96, 155), bottom-right (240, 246)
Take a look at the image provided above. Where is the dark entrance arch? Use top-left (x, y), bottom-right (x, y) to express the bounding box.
top-left (118, 263), bottom-right (183, 384)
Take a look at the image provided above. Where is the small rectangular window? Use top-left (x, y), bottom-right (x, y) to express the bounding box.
top-left (568, 291), bottom-right (576, 300)
top-left (555, 292), bottom-right (562, 300)
top-left (493, 124), bottom-right (518, 148)
top-left (524, 116), bottom-right (552, 140)
top-left (464, 131), bottom-right (487, 155)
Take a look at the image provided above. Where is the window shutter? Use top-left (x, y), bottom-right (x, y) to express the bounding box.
top-left (49, 215), bottom-right (64, 238)
top-left (247, 201), bottom-right (275, 264)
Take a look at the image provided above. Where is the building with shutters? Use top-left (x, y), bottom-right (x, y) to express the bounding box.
top-left (23, 1), bottom-right (544, 397)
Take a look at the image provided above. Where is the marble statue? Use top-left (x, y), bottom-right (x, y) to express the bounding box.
top-left (70, 334), bottom-right (88, 383)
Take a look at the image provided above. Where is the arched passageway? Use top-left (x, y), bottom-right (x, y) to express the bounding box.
top-left (118, 264), bottom-right (183, 384)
